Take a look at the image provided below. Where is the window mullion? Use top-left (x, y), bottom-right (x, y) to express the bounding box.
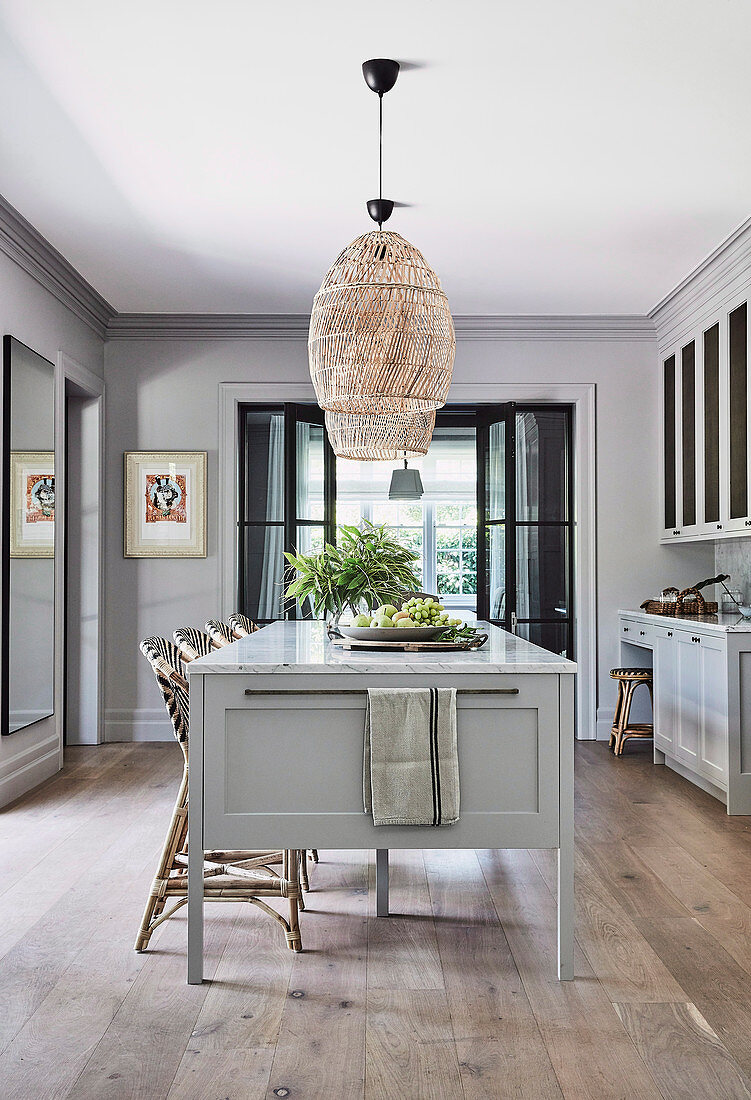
top-left (424, 502), bottom-right (436, 594)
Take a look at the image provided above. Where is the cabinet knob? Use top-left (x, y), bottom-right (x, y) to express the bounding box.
top-left (745, 519), bottom-right (751, 527)
top-left (717, 524), bottom-right (723, 530)
top-left (623, 627), bottom-right (629, 632)
top-left (673, 529), bottom-right (681, 535)
top-left (667, 631), bottom-right (672, 637)
top-left (640, 630), bottom-right (645, 636)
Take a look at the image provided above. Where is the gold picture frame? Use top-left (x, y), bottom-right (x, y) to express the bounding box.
top-left (10, 451), bottom-right (55, 558)
top-left (124, 451), bottom-right (207, 558)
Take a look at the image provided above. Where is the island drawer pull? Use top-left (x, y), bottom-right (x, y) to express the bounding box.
top-left (243, 687), bottom-right (521, 696)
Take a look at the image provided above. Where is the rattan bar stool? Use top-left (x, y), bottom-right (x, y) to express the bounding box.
top-left (205, 619), bottom-right (234, 648)
top-left (173, 625), bottom-right (319, 896)
top-left (609, 667), bottom-right (654, 756)
top-left (228, 611), bottom-right (259, 638)
top-left (136, 637), bottom-right (302, 953)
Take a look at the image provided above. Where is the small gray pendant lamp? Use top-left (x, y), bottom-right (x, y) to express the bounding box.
top-left (389, 455), bottom-right (424, 500)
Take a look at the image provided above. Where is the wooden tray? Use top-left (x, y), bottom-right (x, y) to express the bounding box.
top-left (330, 633), bottom-right (488, 653)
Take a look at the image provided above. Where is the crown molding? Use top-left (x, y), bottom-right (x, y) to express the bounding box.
top-left (0, 188), bottom-right (657, 343)
top-left (0, 195), bottom-right (116, 339)
top-left (649, 217), bottom-right (751, 351)
top-left (105, 311), bottom-right (656, 340)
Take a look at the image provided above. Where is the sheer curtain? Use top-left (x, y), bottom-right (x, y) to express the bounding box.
top-left (258, 414), bottom-right (284, 619)
top-left (515, 412), bottom-right (533, 620)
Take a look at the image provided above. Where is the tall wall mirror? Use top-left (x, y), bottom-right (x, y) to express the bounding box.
top-left (2, 337), bottom-right (55, 736)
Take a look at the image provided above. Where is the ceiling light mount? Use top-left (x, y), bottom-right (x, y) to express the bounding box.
top-left (367, 198), bottom-right (394, 225)
top-left (361, 59), bottom-right (400, 96)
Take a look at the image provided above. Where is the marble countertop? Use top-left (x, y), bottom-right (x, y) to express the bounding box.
top-left (620, 609), bottom-right (751, 633)
top-left (186, 620), bottom-right (577, 675)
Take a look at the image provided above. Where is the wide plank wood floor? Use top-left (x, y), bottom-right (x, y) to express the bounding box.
top-left (2, 740), bottom-right (751, 1099)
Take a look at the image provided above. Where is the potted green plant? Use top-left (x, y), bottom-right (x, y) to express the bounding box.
top-left (284, 519), bottom-right (421, 629)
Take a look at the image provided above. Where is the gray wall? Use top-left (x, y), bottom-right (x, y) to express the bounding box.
top-left (103, 332), bottom-right (713, 740)
top-left (0, 248), bottom-right (104, 805)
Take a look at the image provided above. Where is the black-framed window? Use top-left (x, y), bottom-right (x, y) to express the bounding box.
top-left (237, 404), bottom-right (335, 623)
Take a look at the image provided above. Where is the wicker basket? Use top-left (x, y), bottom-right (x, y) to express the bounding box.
top-left (640, 586), bottom-right (718, 616)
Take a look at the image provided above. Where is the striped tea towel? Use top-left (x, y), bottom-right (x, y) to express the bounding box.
top-left (363, 687), bottom-right (459, 826)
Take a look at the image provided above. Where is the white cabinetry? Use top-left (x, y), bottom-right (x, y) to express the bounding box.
top-left (618, 612), bottom-right (751, 813)
top-left (661, 300), bottom-right (751, 543)
top-left (653, 626), bottom-right (677, 754)
top-left (673, 630), bottom-right (702, 769)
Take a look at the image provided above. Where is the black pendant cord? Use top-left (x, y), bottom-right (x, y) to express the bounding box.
top-left (378, 92), bottom-right (383, 230)
top-left (362, 58), bottom-right (398, 229)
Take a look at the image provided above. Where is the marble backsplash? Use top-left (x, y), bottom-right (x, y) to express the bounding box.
top-left (716, 537), bottom-right (751, 603)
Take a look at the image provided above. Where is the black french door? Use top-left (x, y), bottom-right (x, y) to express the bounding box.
top-left (477, 403), bottom-right (574, 658)
top-left (238, 400), bottom-right (573, 656)
top-left (237, 403), bottom-right (336, 623)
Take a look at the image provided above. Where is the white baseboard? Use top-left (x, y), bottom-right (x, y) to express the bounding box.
top-left (0, 735), bottom-right (60, 809)
top-left (104, 708), bottom-right (174, 742)
top-left (595, 706), bottom-right (615, 741)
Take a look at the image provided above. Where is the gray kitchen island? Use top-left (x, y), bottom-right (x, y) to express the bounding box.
top-left (186, 621), bottom-right (576, 983)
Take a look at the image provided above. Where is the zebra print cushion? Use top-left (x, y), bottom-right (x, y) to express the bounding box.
top-left (173, 626), bottom-right (214, 661)
top-left (228, 612), bottom-right (258, 638)
top-left (140, 637), bottom-right (189, 743)
top-left (205, 619), bottom-right (234, 647)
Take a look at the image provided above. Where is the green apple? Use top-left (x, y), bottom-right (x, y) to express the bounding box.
top-left (376, 615), bottom-right (394, 628)
top-left (382, 604), bottom-right (398, 618)
top-left (353, 613), bottom-right (371, 627)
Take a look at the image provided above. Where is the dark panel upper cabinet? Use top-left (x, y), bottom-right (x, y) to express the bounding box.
top-left (662, 299), bottom-right (750, 540)
top-left (729, 303), bottom-right (748, 521)
top-left (681, 342), bottom-right (696, 528)
top-left (703, 323), bottom-right (720, 525)
top-left (663, 355), bottom-right (676, 531)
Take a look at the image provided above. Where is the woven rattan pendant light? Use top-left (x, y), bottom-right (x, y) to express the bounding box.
top-left (324, 408), bottom-right (436, 461)
top-left (310, 59), bottom-right (455, 458)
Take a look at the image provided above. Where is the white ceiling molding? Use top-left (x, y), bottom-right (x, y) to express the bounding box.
top-left (0, 194), bottom-right (115, 338)
top-left (105, 312), bottom-right (656, 341)
top-left (649, 217), bottom-right (751, 353)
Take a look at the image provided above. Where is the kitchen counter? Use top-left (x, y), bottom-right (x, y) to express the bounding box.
top-left (618, 611), bottom-right (751, 814)
top-left (619, 608), bottom-right (751, 633)
top-left (185, 620), bottom-right (575, 984)
top-left (186, 619), bottom-right (577, 675)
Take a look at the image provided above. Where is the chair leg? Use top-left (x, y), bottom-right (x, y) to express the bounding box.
top-left (284, 849), bottom-right (302, 952)
top-left (615, 680), bottom-right (638, 756)
top-left (300, 849), bottom-right (310, 893)
top-left (311, 849), bottom-right (319, 863)
top-left (610, 680), bottom-right (625, 750)
top-left (135, 766), bottom-right (189, 952)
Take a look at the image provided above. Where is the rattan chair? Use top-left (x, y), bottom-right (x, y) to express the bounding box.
top-left (173, 626), bottom-right (214, 662)
top-left (228, 611), bottom-right (258, 638)
top-left (205, 619), bottom-right (234, 648)
top-left (135, 637), bottom-right (302, 953)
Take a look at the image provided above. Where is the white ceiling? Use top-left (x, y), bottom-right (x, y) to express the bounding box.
top-left (1, 0), bottom-right (750, 315)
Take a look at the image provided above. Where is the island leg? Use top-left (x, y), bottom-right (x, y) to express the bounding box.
top-left (376, 849), bottom-right (389, 916)
top-left (558, 674), bottom-right (575, 980)
top-left (188, 674), bottom-right (205, 984)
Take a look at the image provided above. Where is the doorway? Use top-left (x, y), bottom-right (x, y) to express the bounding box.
top-left (236, 402), bottom-right (574, 658)
top-left (59, 358), bottom-right (104, 746)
